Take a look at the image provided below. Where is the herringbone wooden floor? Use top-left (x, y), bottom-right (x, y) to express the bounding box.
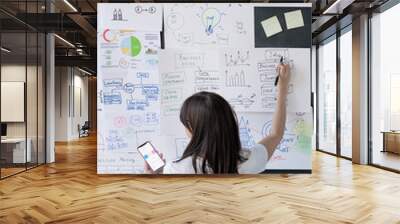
top-left (1, 136), bottom-right (400, 224)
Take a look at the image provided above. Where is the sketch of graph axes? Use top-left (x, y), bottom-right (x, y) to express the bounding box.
top-left (224, 50), bottom-right (250, 67)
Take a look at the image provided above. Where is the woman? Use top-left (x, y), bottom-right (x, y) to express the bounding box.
top-left (146, 63), bottom-right (290, 174)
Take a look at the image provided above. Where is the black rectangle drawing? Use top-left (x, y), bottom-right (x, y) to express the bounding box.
top-left (254, 7), bottom-right (312, 48)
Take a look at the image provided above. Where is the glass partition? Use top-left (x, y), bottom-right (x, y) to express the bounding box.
top-left (0, 1), bottom-right (46, 179)
top-left (1, 31), bottom-right (28, 177)
top-left (339, 28), bottom-right (352, 158)
top-left (317, 36), bottom-right (337, 155)
top-left (370, 3), bottom-right (400, 171)
top-left (27, 31), bottom-right (38, 169)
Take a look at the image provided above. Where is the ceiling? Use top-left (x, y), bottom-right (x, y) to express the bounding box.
top-left (0, 0), bottom-right (391, 74)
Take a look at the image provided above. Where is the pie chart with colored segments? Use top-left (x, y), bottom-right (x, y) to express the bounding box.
top-left (121, 36), bottom-right (142, 57)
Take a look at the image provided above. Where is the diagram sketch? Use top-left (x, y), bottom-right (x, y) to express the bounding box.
top-left (262, 121), bottom-right (296, 153)
top-left (257, 49), bottom-right (291, 111)
top-left (106, 130), bottom-right (129, 150)
top-left (134, 5), bottom-right (157, 14)
top-left (229, 93), bottom-right (256, 109)
top-left (101, 73), bottom-right (160, 111)
top-left (239, 116), bottom-right (256, 149)
top-left (254, 48), bottom-right (310, 113)
top-left (201, 8), bottom-right (222, 35)
top-left (261, 113), bottom-right (312, 154)
top-left (164, 3), bottom-right (254, 48)
top-left (234, 112), bottom-right (312, 170)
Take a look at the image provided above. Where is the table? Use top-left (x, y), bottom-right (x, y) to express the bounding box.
top-left (1, 138), bottom-right (32, 163)
top-left (382, 131), bottom-right (400, 154)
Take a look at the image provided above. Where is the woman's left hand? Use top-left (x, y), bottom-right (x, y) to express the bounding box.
top-left (143, 152), bottom-right (165, 174)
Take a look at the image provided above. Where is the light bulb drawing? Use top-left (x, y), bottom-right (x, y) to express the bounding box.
top-left (201, 8), bottom-right (221, 35)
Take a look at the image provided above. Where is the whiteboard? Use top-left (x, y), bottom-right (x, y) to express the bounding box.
top-left (97, 3), bottom-right (312, 174)
top-left (1, 82), bottom-right (25, 122)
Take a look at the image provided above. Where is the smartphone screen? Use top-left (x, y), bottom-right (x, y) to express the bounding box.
top-left (137, 141), bottom-right (165, 171)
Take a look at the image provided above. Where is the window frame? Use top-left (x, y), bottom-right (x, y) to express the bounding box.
top-left (315, 24), bottom-right (353, 160)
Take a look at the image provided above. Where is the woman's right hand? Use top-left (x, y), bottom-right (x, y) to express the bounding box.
top-left (276, 63), bottom-right (291, 89)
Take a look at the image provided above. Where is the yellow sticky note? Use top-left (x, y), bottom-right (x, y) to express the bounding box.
top-left (284, 10), bottom-right (304, 30)
top-left (261, 16), bottom-right (282, 38)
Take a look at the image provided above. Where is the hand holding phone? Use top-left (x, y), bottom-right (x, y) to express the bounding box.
top-left (137, 141), bottom-right (165, 172)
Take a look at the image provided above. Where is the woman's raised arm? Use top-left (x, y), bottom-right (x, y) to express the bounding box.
top-left (258, 63), bottom-right (290, 159)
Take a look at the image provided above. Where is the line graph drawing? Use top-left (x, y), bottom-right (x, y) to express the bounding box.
top-left (224, 50), bottom-right (250, 67)
top-left (229, 93), bottom-right (256, 109)
top-left (225, 70), bottom-right (250, 87)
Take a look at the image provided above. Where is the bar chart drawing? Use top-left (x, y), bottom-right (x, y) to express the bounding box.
top-left (225, 70), bottom-right (250, 87)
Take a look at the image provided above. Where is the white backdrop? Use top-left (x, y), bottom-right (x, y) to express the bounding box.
top-left (97, 3), bottom-right (313, 174)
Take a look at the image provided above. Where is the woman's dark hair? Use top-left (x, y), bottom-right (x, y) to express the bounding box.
top-left (179, 91), bottom-right (244, 174)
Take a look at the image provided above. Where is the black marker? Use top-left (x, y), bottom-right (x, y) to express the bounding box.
top-left (274, 56), bottom-right (284, 86)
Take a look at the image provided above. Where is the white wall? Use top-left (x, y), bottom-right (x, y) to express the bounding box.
top-left (55, 67), bottom-right (89, 141)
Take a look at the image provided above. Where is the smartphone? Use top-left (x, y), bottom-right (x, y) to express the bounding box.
top-left (137, 141), bottom-right (165, 171)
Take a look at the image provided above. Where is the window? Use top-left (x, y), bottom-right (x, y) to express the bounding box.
top-left (370, 3), bottom-right (400, 171)
top-left (317, 37), bottom-right (337, 154)
top-left (0, 1), bottom-right (47, 179)
top-left (339, 28), bottom-right (352, 158)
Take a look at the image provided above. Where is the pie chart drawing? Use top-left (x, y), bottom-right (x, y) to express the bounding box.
top-left (121, 36), bottom-right (142, 57)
